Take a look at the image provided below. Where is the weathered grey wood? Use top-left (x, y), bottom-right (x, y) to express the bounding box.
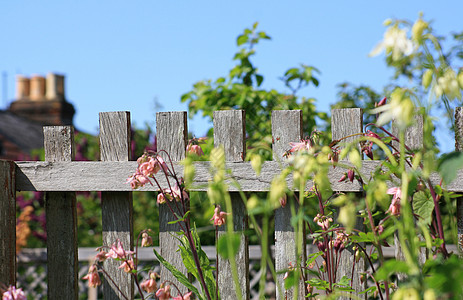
top-left (392, 110), bottom-right (425, 277)
top-left (156, 111), bottom-right (188, 296)
top-left (15, 160), bottom-right (463, 192)
top-left (455, 107), bottom-right (463, 252)
top-left (44, 126), bottom-right (78, 300)
top-left (99, 112), bottom-right (133, 300)
top-left (214, 110), bottom-right (249, 300)
top-left (272, 110), bottom-right (305, 299)
top-left (0, 160), bottom-right (16, 287)
top-left (392, 108), bottom-right (424, 151)
top-left (331, 108), bottom-right (365, 298)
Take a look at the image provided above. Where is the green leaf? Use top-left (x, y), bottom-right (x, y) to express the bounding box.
top-left (413, 191), bottom-right (434, 225)
top-left (284, 270), bottom-right (298, 289)
top-left (255, 74), bottom-right (264, 87)
top-left (167, 211), bottom-right (190, 225)
top-left (438, 151), bottom-right (463, 185)
top-left (217, 233), bottom-right (241, 259)
top-left (153, 248), bottom-right (203, 300)
top-left (237, 34), bottom-right (248, 46)
top-left (375, 259), bottom-right (410, 281)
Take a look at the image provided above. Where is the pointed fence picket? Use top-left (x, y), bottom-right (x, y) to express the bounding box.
top-left (2, 108), bottom-right (463, 300)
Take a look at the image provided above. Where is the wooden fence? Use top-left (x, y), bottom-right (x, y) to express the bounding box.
top-left (1, 108), bottom-right (463, 300)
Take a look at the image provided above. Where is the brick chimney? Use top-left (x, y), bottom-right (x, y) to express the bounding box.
top-left (9, 73), bottom-right (75, 126)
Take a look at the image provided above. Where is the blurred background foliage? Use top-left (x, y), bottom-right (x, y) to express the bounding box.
top-left (16, 15), bottom-right (463, 249)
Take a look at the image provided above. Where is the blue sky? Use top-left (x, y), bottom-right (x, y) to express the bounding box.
top-left (1, 1), bottom-right (462, 149)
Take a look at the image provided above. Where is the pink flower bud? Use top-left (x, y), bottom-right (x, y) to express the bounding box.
top-left (375, 97), bottom-right (387, 107)
top-left (347, 169), bottom-right (355, 182)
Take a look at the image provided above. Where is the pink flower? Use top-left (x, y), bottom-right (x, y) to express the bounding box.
top-left (151, 156), bottom-right (168, 174)
top-left (157, 192), bottom-right (167, 204)
top-left (170, 182), bottom-right (189, 201)
top-left (106, 240), bottom-right (133, 260)
top-left (156, 285), bottom-right (171, 300)
top-left (94, 250), bottom-right (107, 262)
top-left (139, 161), bottom-right (155, 177)
top-left (140, 277), bottom-right (157, 293)
top-left (141, 232), bottom-right (153, 247)
top-left (211, 206), bottom-right (229, 226)
top-left (173, 291), bottom-right (193, 300)
top-left (314, 214), bottom-right (332, 230)
top-left (187, 144), bottom-right (204, 156)
top-left (387, 187), bottom-right (402, 216)
top-left (82, 265), bottom-right (102, 288)
top-left (119, 259), bottom-right (134, 273)
top-left (2, 286), bottom-right (26, 300)
top-left (289, 139), bottom-right (313, 154)
top-left (279, 195), bottom-right (287, 208)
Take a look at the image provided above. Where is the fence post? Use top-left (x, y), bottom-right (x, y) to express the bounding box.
top-left (156, 111), bottom-right (189, 296)
top-left (392, 109), bottom-right (425, 277)
top-left (44, 126), bottom-right (79, 299)
top-left (272, 110), bottom-right (305, 299)
top-left (0, 160), bottom-right (16, 287)
top-left (99, 112), bottom-right (134, 299)
top-left (455, 107), bottom-right (463, 252)
top-left (214, 110), bottom-right (250, 300)
top-left (331, 108), bottom-right (366, 298)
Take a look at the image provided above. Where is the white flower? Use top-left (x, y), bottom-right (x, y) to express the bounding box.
top-left (433, 68), bottom-right (461, 101)
top-left (371, 88), bottom-right (414, 129)
top-left (370, 25), bottom-right (414, 61)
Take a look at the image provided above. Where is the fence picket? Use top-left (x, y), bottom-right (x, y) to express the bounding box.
top-left (0, 160), bottom-right (15, 287)
top-left (331, 108), bottom-right (366, 297)
top-left (156, 111), bottom-right (189, 296)
top-left (272, 110), bottom-right (305, 299)
top-left (392, 110), bottom-right (425, 279)
top-left (455, 107), bottom-right (463, 253)
top-left (43, 126), bottom-right (79, 300)
top-left (99, 112), bottom-right (134, 299)
top-left (214, 110), bottom-right (250, 300)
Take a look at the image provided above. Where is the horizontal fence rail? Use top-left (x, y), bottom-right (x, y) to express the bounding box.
top-left (14, 160), bottom-right (463, 192)
top-left (2, 108), bottom-right (463, 300)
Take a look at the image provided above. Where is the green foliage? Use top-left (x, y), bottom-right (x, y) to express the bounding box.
top-left (181, 23), bottom-right (328, 159)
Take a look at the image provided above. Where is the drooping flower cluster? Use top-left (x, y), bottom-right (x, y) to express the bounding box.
top-left (332, 231), bottom-right (349, 253)
top-left (314, 214), bottom-right (333, 231)
top-left (157, 179), bottom-right (189, 204)
top-left (127, 153), bottom-right (168, 189)
top-left (2, 286), bottom-right (26, 300)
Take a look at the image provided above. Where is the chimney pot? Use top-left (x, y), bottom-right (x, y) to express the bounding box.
top-left (15, 75), bottom-right (30, 100)
top-left (46, 73), bottom-right (65, 101)
top-left (30, 75), bottom-right (46, 101)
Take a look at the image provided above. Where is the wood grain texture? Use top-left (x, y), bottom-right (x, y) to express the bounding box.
top-left (99, 112), bottom-right (134, 300)
top-left (156, 111), bottom-right (188, 296)
top-left (331, 108), bottom-right (366, 298)
top-left (392, 111), bottom-right (425, 277)
top-left (0, 160), bottom-right (16, 287)
top-left (15, 160), bottom-right (463, 192)
top-left (43, 126), bottom-right (79, 300)
top-left (272, 110), bottom-right (305, 299)
top-left (455, 107), bottom-right (463, 252)
top-left (214, 110), bottom-right (249, 300)
top-left (392, 108), bottom-right (424, 151)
